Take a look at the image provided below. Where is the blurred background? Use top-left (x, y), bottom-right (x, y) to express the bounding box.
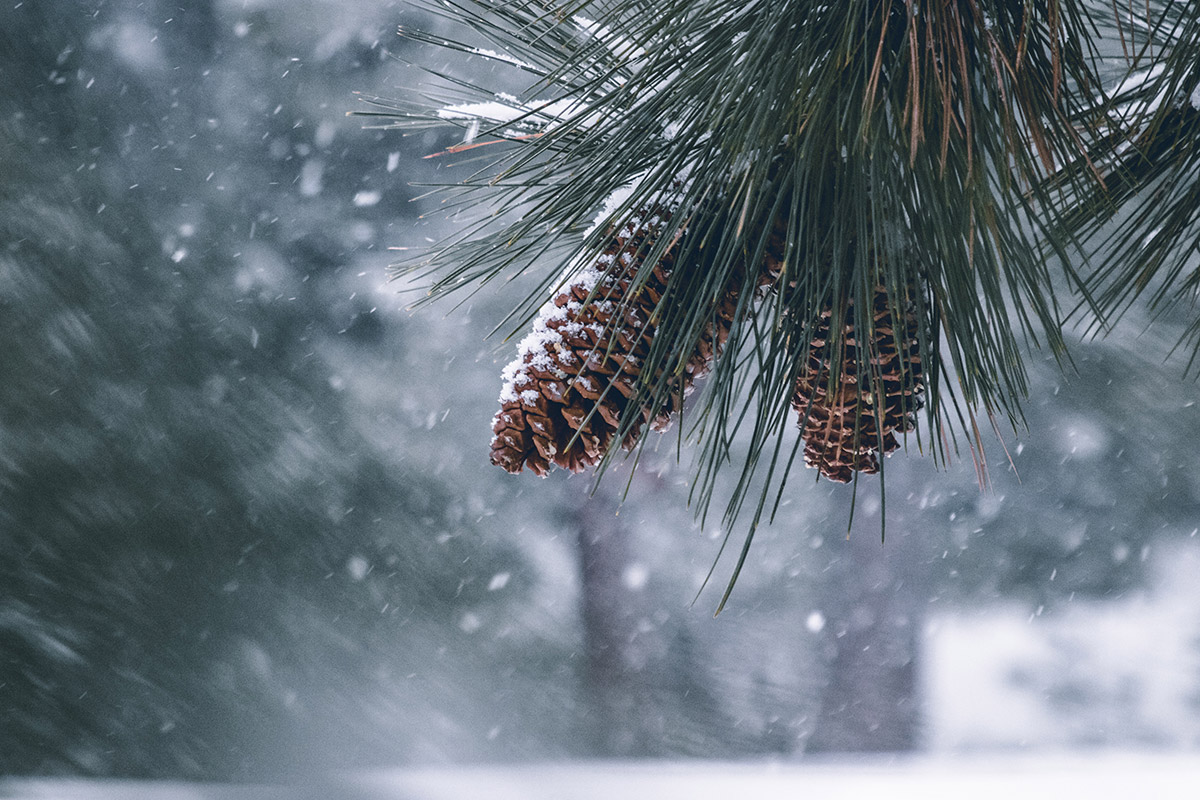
top-left (2, 0), bottom-right (1200, 788)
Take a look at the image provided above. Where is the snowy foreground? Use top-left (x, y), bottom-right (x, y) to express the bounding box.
top-left (5, 754), bottom-right (1200, 800)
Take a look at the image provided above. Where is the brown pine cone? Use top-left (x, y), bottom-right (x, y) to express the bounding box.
top-left (793, 284), bottom-right (924, 483)
top-left (491, 203), bottom-right (739, 476)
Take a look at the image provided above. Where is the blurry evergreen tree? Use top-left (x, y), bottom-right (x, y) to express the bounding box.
top-left (0, 1), bottom-right (529, 779)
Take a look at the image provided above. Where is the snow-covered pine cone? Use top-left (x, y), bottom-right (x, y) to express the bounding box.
top-left (490, 205), bottom-right (738, 477)
top-left (792, 284), bottom-right (924, 483)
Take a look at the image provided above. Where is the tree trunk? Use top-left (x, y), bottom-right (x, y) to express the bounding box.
top-left (574, 488), bottom-right (664, 756)
top-left (804, 519), bottom-right (924, 753)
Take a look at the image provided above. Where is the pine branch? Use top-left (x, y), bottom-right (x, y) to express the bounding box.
top-left (361, 0), bottom-right (1149, 606)
top-left (1053, 1), bottom-right (1200, 366)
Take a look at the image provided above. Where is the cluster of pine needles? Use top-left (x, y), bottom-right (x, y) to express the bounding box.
top-left (355, 0), bottom-right (1200, 605)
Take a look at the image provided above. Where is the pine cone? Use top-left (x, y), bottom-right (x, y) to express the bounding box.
top-left (490, 206), bottom-right (740, 476)
top-left (793, 285), bottom-right (924, 483)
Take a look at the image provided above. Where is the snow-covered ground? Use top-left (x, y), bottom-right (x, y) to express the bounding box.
top-left (6, 754), bottom-right (1200, 800)
top-left (926, 542), bottom-right (1200, 751)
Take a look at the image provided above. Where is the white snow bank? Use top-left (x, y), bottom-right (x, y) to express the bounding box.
top-left (346, 755), bottom-right (1200, 799)
top-left (7, 754), bottom-right (1200, 800)
top-left (925, 543), bottom-right (1200, 752)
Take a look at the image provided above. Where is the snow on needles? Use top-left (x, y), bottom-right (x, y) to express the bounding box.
top-left (572, 14), bottom-right (646, 65)
top-left (434, 14), bottom-right (662, 141)
top-left (467, 47), bottom-right (535, 70)
top-left (436, 94), bottom-right (595, 137)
